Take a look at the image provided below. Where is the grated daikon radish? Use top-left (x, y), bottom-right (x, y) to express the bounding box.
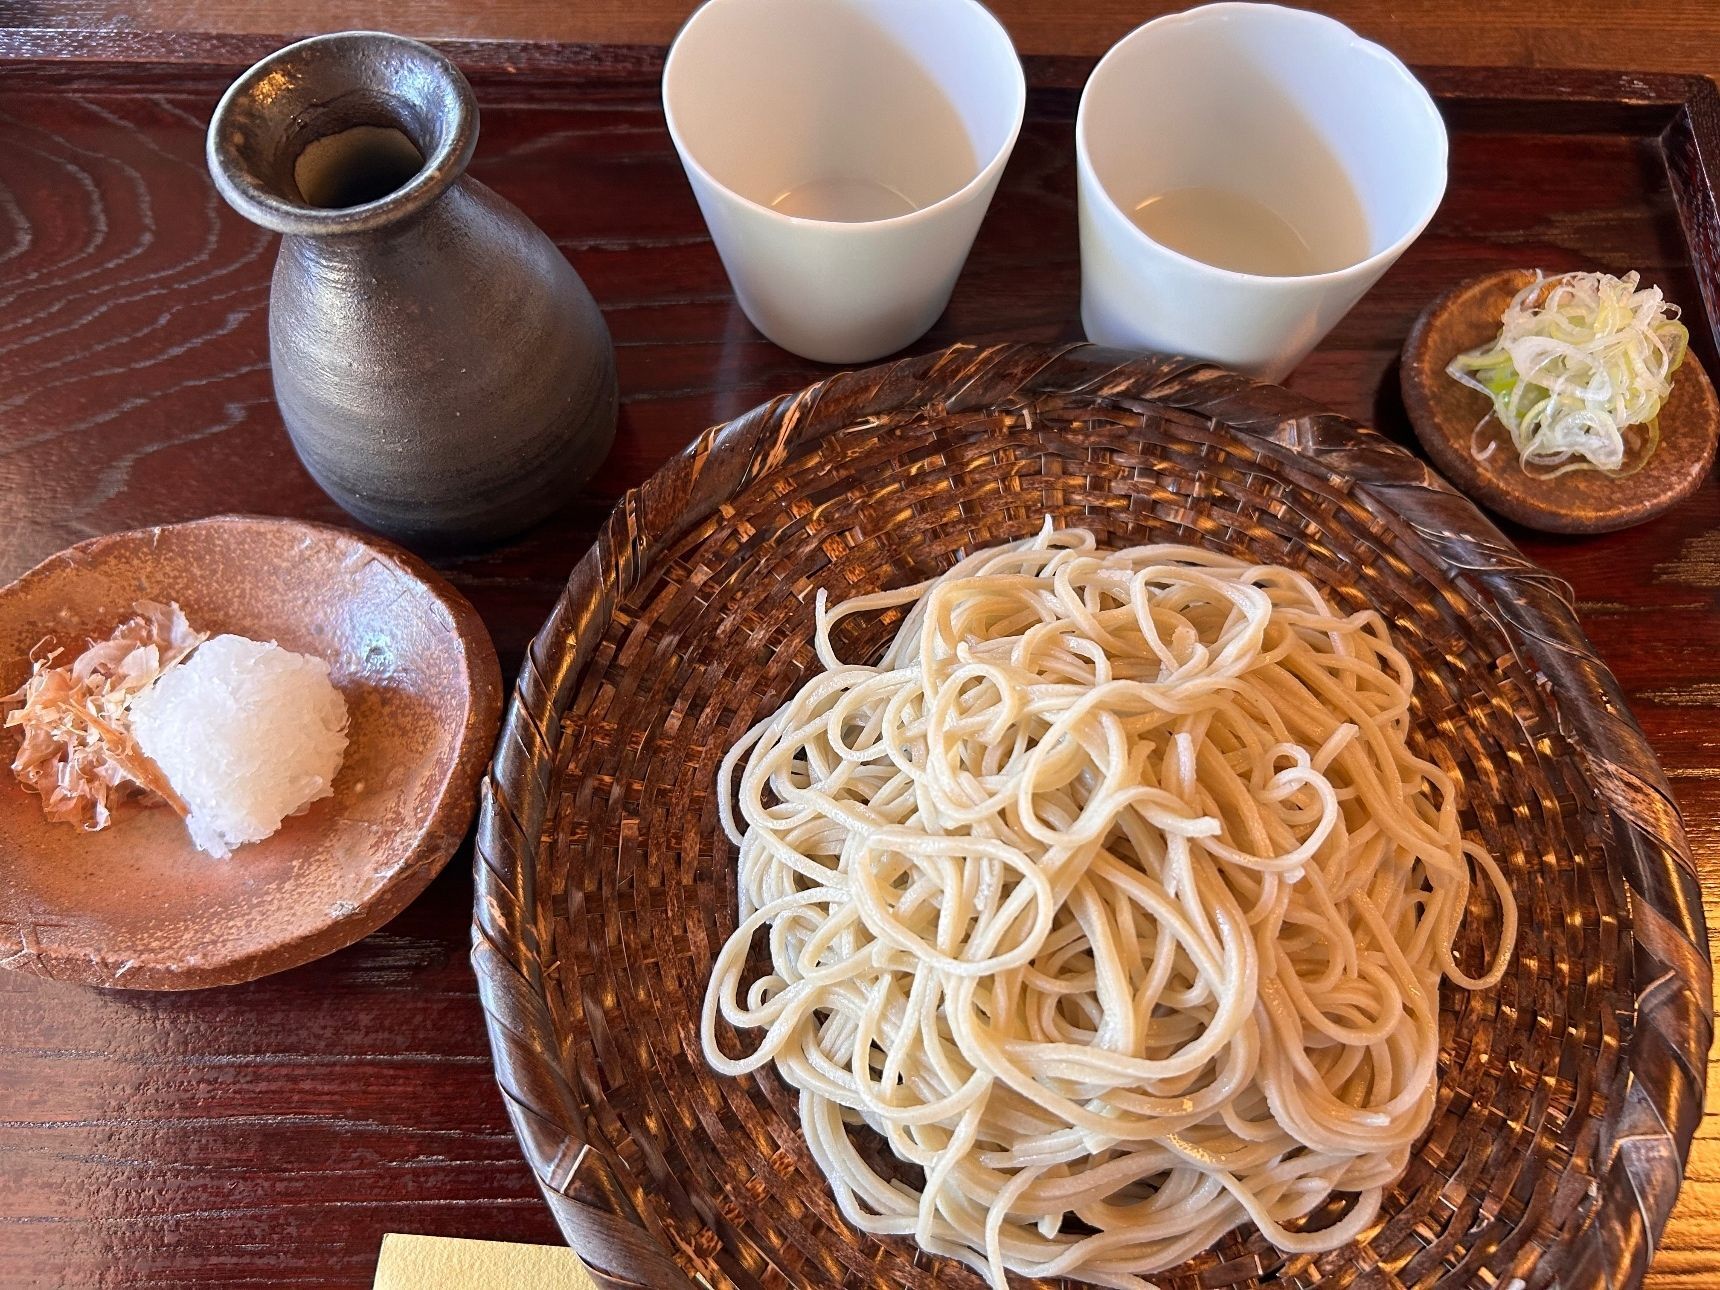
top-left (130, 635), bottom-right (349, 858)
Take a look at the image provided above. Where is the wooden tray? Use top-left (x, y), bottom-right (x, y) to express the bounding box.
top-left (0, 32), bottom-right (1717, 1289)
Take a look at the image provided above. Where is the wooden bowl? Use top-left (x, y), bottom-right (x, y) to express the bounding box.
top-left (0, 515), bottom-right (502, 989)
top-left (473, 343), bottom-right (1708, 1290)
top-left (1402, 268), bottom-right (1719, 533)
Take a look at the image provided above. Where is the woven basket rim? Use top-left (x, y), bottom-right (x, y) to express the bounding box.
top-left (473, 341), bottom-right (1713, 1290)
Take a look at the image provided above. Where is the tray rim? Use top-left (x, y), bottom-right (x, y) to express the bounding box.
top-left (0, 24), bottom-right (1717, 95)
top-left (470, 340), bottom-right (1713, 1290)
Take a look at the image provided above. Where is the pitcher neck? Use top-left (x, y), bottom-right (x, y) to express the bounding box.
top-left (207, 31), bottom-right (477, 239)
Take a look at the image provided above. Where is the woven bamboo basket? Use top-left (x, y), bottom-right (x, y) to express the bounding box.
top-left (473, 343), bottom-right (1712, 1290)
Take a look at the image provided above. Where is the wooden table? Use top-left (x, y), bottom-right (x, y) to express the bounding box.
top-left (10, 0), bottom-right (1720, 75)
top-left (0, 27), bottom-right (1716, 1290)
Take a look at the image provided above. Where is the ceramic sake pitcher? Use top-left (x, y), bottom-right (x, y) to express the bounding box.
top-left (207, 31), bottom-right (617, 548)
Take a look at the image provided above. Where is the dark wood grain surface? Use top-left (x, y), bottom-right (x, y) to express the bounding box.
top-left (1, 37), bottom-right (1717, 1290)
top-left (12, 0), bottom-right (1720, 76)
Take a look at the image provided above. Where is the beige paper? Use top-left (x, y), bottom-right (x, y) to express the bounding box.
top-left (374, 1233), bottom-right (596, 1290)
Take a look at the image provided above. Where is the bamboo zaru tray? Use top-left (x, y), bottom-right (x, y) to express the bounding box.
top-left (473, 343), bottom-right (1711, 1290)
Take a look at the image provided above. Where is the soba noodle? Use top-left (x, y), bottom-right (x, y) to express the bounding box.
top-left (701, 522), bottom-right (1516, 1289)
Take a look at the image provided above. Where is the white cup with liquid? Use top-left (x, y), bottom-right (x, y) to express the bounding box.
top-left (1077, 3), bottom-right (1447, 381)
top-left (663, 0), bottom-right (1025, 365)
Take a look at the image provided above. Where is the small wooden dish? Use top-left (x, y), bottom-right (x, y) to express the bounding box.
top-left (0, 515), bottom-right (502, 990)
top-left (1402, 268), bottom-right (1719, 533)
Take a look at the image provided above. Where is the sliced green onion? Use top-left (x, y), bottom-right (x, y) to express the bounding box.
top-left (1446, 270), bottom-right (1688, 477)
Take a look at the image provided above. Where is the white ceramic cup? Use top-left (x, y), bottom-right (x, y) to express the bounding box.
top-left (1077, 3), bottom-right (1447, 381)
top-left (663, 0), bottom-right (1025, 365)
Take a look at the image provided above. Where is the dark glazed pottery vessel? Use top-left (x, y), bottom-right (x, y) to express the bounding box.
top-left (207, 32), bottom-right (617, 548)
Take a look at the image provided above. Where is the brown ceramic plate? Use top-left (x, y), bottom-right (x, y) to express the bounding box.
top-left (1402, 268), bottom-right (1720, 533)
top-left (0, 515), bottom-right (501, 989)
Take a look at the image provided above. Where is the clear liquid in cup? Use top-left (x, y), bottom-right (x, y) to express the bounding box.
top-left (770, 176), bottom-right (919, 221)
top-left (1129, 185), bottom-right (1369, 277)
top-left (763, 82), bottom-right (976, 224)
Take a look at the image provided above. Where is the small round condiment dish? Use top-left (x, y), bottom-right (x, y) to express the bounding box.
top-left (0, 515), bottom-right (502, 989)
top-left (1402, 268), bottom-right (1719, 533)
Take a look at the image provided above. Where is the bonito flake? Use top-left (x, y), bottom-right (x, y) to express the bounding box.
top-left (2, 601), bottom-right (203, 829)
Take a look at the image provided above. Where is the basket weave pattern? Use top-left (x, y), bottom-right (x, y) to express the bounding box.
top-left (474, 344), bottom-right (1711, 1289)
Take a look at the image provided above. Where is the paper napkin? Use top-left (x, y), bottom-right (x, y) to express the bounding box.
top-left (375, 1233), bottom-right (597, 1290)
